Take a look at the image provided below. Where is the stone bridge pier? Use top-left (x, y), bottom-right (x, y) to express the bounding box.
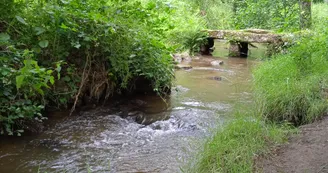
top-left (201, 29), bottom-right (285, 58)
top-left (228, 41), bottom-right (248, 57)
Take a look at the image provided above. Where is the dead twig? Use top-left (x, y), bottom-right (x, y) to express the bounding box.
top-left (69, 52), bottom-right (91, 116)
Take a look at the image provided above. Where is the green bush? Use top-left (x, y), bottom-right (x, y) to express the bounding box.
top-left (187, 0), bottom-right (302, 32)
top-left (187, 0), bottom-right (234, 29)
top-left (234, 0), bottom-right (300, 32)
top-left (0, 43), bottom-right (58, 135)
top-left (0, 0), bottom-right (206, 135)
top-left (313, 3), bottom-right (328, 30)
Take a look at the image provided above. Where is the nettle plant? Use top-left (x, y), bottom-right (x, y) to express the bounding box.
top-left (0, 35), bottom-right (60, 135)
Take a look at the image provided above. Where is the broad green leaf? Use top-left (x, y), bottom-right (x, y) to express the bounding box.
top-left (0, 33), bottom-right (10, 42)
top-left (32, 47), bottom-right (41, 53)
top-left (60, 0), bottom-right (69, 4)
top-left (56, 63), bottom-right (62, 79)
top-left (39, 40), bottom-right (49, 48)
top-left (46, 69), bottom-right (53, 74)
top-left (15, 16), bottom-right (28, 25)
top-left (74, 43), bottom-right (81, 49)
top-left (33, 83), bottom-right (45, 95)
top-left (60, 23), bottom-right (69, 29)
top-left (49, 76), bottom-right (55, 85)
top-left (17, 130), bottom-right (24, 133)
top-left (16, 75), bottom-right (25, 89)
top-left (34, 27), bottom-right (46, 35)
top-left (63, 76), bottom-right (71, 81)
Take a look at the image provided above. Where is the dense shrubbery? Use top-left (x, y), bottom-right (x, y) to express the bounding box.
top-left (233, 0), bottom-right (300, 31)
top-left (313, 2), bottom-right (328, 29)
top-left (188, 0), bottom-right (302, 32)
top-left (0, 0), bottom-right (206, 135)
top-left (188, 0), bottom-right (234, 29)
top-left (254, 18), bottom-right (328, 125)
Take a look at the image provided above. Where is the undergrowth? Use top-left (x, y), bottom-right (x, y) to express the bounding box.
top-left (254, 18), bottom-right (328, 125)
top-left (313, 2), bottom-right (328, 30)
top-left (0, 0), bottom-right (206, 135)
top-left (188, 0), bottom-right (302, 32)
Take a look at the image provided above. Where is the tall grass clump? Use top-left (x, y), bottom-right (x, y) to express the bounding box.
top-left (253, 19), bottom-right (328, 125)
top-left (187, 107), bottom-right (289, 173)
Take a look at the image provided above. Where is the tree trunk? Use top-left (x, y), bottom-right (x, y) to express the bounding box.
top-left (299, 0), bottom-right (312, 29)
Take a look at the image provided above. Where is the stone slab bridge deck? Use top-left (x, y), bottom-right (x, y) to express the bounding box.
top-left (202, 29), bottom-right (286, 57)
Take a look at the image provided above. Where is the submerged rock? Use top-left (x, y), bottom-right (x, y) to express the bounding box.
top-left (208, 76), bottom-right (222, 81)
top-left (172, 53), bottom-right (192, 63)
top-left (175, 64), bottom-right (192, 70)
top-left (210, 60), bottom-right (224, 66)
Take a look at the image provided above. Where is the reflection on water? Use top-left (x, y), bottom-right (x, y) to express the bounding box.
top-left (0, 42), bottom-right (260, 173)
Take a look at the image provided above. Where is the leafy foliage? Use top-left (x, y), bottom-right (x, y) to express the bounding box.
top-left (189, 0), bottom-right (302, 32)
top-left (0, 0), bottom-right (205, 135)
top-left (233, 0), bottom-right (300, 32)
top-left (0, 43), bottom-right (58, 135)
top-left (187, 0), bottom-right (234, 29)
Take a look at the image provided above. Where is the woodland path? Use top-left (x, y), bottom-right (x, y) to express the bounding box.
top-left (257, 116), bottom-right (328, 173)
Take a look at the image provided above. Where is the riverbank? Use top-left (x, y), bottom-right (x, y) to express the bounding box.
top-left (189, 3), bottom-right (328, 172)
top-left (186, 105), bottom-right (291, 173)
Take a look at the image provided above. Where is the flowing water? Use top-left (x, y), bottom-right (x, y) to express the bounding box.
top-left (0, 42), bottom-right (264, 173)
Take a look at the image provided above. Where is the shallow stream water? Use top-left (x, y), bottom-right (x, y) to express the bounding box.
top-left (0, 42), bottom-right (264, 173)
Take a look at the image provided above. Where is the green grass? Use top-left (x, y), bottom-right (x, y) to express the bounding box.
top-left (253, 55), bottom-right (328, 125)
top-left (187, 108), bottom-right (290, 173)
top-left (253, 17), bottom-right (328, 125)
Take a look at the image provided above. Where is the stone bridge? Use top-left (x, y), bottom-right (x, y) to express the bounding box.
top-left (202, 29), bottom-right (285, 57)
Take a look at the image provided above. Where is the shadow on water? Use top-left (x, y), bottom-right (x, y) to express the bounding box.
top-left (0, 42), bottom-right (266, 173)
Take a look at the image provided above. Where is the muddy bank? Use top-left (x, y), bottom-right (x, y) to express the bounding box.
top-left (256, 116), bottom-right (328, 173)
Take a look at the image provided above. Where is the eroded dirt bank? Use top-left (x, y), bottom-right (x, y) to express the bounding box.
top-left (257, 116), bottom-right (328, 173)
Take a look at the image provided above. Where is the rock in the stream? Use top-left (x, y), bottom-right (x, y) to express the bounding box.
top-left (175, 64), bottom-right (192, 70)
top-left (172, 53), bottom-right (192, 63)
top-left (207, 76), bottom-right (222, 81)
top-left (208, 76), bottom-right (222, 81)
top-left (193, 56), bottom-right (201, 60)
top-left (210, 60), bottom-right (224, 66)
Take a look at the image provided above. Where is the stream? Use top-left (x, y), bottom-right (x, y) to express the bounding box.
top-left (0, 41), bottom-right (264, 173)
